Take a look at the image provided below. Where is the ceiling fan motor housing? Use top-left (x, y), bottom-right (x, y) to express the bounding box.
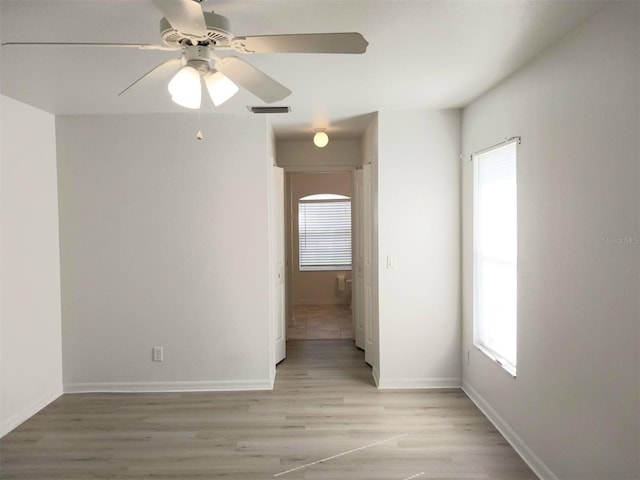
top-left (160, 11), bottom-right (233, 47)
top-left (183, 45), bottom-right (213, 72)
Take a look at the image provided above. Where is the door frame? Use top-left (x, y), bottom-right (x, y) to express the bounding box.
top-left (272, 166), bottom-right (286, 365)
top-left (282, 166), bottom-right (360, 337)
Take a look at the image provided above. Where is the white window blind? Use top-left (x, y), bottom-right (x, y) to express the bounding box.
top-left (298, 195), bottom-right (352, 271)
top-left (473, 141), bottom-right (517, 375)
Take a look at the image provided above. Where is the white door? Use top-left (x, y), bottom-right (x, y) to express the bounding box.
top-left (272, 167), bottom-right (286, 364)
top-left (353, 169), bottom-right (365, 349)
top-left (363, 164), bottom-right (374, 365)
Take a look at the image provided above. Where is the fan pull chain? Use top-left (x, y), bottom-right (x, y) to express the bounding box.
top-left (196, 109), bottom-right (204, 140)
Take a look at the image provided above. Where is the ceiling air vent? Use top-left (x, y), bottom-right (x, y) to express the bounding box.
top-left (248, 106), bottom-right (291, 114)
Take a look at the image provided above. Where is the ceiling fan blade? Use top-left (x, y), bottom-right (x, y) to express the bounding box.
top-left (152, 0), bottom-right (207, 39)
top-left (215, 56), bottom-right (291, 104)
top-left (1, 42), bottom-right (178, 51)
top-left (119, 58), bottom-right (182, 96)
top-left (230, 32), bottom-right (368, 54)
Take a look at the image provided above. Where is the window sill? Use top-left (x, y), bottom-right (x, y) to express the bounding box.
top-left (474, 344), bottom-right (517, 378)
top-left (299, 266), bottom-right (352, 272)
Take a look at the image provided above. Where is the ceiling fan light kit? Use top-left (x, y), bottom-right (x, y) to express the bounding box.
top-left (150, 0), bottom-right (368, 110)
top-left (165, 44), bottom-right (240, 108)
top-left (168, 65), bottom-right (202, 109)
top-left (2, 0), bottom-right (369, 134)
top-left (205, 71), bottom-right (239, 106)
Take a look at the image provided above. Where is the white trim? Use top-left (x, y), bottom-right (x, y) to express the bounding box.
top-left (471, 136), bottom-right (521, 160)
top-left (376, 377), bottom-right (461, 389)
top-left (462, 380), bottom-right (555, 480)
top-left (474, 343), bottom-right (517, 377)
top-left (1, 386), bottom-right (63, 438)
top-left (299, 266), bottom-right (353, 272)
top-left (472, 140), bottom-right (518, 375)
top-left (300, 193), bottom-right (351, 201)
top-left (64, 379), bottom-right (274, 394)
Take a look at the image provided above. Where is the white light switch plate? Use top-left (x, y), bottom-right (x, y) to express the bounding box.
top-left (152, 346), bottom-right (163, 362)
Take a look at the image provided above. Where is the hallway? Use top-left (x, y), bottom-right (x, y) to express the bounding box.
top-left (288, 304), bottom-right (353, 340)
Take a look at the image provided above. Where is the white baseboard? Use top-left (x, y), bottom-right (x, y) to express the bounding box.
top-left (1, 386), bottom-right (63, 438)
top-left (64, 379), bottom-right (274, 394)
top-left (462, 380), bottom-right (556, 480)
top-left (376, 377), bottom-right (461, 389)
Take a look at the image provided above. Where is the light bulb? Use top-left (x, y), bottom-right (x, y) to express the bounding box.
top-left (168, 66), bottom-right (201, 109)
top-left (313, 131), bottom-right (329, 148)
top-left (205, 71), bottom-right (239, 106)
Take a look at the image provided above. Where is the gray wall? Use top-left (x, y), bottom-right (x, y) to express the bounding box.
top-left (276, 139), bottom-right (361, 170)
top-left (57, 114), bottom-right (274, 391)
top-left (377, 109), bottom-right (462, 388)
top-left (1, 95), bottom-right (63, 436)
top-left (461, 3), bottom-right (640, 479)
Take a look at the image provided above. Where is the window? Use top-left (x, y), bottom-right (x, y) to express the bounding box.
top-left (298, 194), bottom-right (352, 271)
top-left (473, 141), bottom-right (517, 375)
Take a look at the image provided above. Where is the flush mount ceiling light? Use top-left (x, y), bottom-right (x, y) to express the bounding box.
top-left (313, 130), bottom-right (329, 148)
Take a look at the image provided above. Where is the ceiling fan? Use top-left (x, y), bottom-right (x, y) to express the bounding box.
top-left (2, 0), bottom-right (369, 109)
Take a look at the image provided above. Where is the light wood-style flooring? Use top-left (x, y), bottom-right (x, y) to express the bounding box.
top-left (0, 340), bottom-right (537, 479)
top-left (288, 305), bottom-right (353, 340)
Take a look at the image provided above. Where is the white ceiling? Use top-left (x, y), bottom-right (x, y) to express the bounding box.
top-left (0, 0), bottom-right (606, 139)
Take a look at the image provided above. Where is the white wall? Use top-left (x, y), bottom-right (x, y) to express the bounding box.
top-left (377, 109), bottom-right (461, 388)
top-left (277, 139), bottom-right (361, 170)
top-left (1, 95), bottom-right (63, 436)
top-left (461, 3), bottom-right (640, 479)
top-left (57, 113), bottom-right (274, 391)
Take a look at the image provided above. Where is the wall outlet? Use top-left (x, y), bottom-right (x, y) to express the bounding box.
top-left (152, 346), bottom-right (164, 362)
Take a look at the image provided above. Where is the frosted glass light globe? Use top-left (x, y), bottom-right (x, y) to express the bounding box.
top-left (168, 66), bottom-right (202, 109)
top-left (313, 131), bottom-right (329, 148)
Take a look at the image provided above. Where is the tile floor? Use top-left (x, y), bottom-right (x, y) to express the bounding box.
top-left (288, 304), bottom-right (353, 340)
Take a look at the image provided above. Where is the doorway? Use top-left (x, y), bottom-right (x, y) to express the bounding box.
top-left (285, 171), bottom-right (354, 342)
top-left (289, 305), bottom-right (353, 340)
